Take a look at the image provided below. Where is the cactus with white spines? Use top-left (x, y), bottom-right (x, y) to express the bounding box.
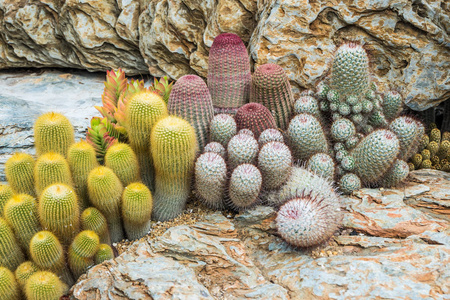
top-left (257, 142), bottom-right (293, 190)
top-left (209, 114), bottom-right (237, 147)
top-left (306, 153), bottom-right (335, 179)
top-left (227, 133), bottom-right (259, 170)
top-left (258, 128), bottom-right (284, 146)
top-left (228, 164), bottom-right (262, 211)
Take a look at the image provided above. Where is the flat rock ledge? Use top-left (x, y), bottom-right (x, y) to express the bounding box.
top-left (69, 169), bottom-right (450, 300)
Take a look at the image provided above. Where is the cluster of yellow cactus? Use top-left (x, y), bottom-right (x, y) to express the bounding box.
top-left (408, 124), bottom-right (450, 172)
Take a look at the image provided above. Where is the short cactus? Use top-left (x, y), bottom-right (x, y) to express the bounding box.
top-left (0, 266), bottom-right (20, 300)
top-left (258, 142), bottom-right (293, 190)
top-left (293, 96), bottom-right (321, 120)
top-left (151, 116), bottom-right (198, 221)
top-left (228, 164), bottom-right (262, 211)
top-left (209, 114), bottom-right (237, 147)
top-left (80, 207), bottom-right (111, 245)
top-left (5, 153), bottom-right (36, 197)
top-left (203, 142), bottom-right (226, 159)
top-left (122, 183), bottom-right (153, 240)
top-left (194, 152), bottom-right (227, 210)
top-left (330, 118), bottom-right (356, 142)
top-left (168, 74), bottom-right (214, 150)
top-left (381, 159), bottom-right (410, 188)
top-left (25, 271), bottom-right (67, 300)
top-left (234, 103), bottom-right (277, 138)
top-left (339, 173), bottom-right (361, 194)
top-left (207, 33), bottom-right (251, 114)
top-left (306, 153), bottom-right (335, 179)
top-left (389, 116), bottom-right (421, 161)
top-left (34, 112), bottom-right (75, 157)
top-left (94, 244), bottom-right (114, 264)
top-left (427, 141), bottom-right (439, 157)
top-left (0, 184), bottom-right (13, 217)
top-left (0, 217), bottom-right (24, 271)
top-left (227, 133), bottom-right (259, 170)
top-left (237, 128), bottom-right (254, 137)
top-left (87, 166), bottom-right (124, 243)
top-left (251, 63), bottom-right (294, 130)
top-left (430, 128), bottom-right (441, 144)
top-left (68, 230), bottom-right (100, 279)
top-left (258, 128), bottom-right (284, 146)
top-left (34, 152), bottom-right (73, 196)
top-left (104, 143), bottom-right (140, 187)
top-left (15, 261), bottom-right (39, 290)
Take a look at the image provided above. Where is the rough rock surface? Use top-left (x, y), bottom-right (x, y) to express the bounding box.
top-left (1, 0), bottom-right (449, 109)
top-left (70, 169), bottom-right (450, 299)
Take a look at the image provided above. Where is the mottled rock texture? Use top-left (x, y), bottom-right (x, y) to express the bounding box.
top-left (70, 169), bottom-right (449, 299)
top-left (0, 0), bottom-right (449, 109)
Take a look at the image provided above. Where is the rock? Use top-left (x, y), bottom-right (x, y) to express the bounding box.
top-left (1, 0), bottom-right (448, 109)
top-left (70, 169), bottom-right (450, 299)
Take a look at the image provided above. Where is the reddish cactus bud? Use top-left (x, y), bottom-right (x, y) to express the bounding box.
top-left (235, 103), bottom-right (277, 139)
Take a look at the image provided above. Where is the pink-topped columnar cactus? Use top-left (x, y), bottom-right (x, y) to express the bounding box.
top-left (235, 103), bottom-right (277, 139)
top-left (207, 33), bottom-right (251, 114)
top-left (251, 64), bottom-right (294, 130)
top-left (168, 75), bottom-right (214, 151)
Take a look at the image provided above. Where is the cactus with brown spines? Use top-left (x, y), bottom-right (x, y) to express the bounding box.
top-left (5, 153), bottom-right (36, 197)
top-left (168, 74), bottom-right (214, 151)
top-left (80, 207), bottom-right (111, 245)
top-left (121, 182), bottom-right (153, 240)
top-left (104, 143), bottom-right (140, 187)
top-left (0, 217), bottom-right (24, 271)
top-left (251, 63), bottom-right (294, 130)
top-left (234, 103), bottom-right (277, 139)
top-left (34, 112), bottom-right (75, 157)
top-left (0, 266), bottom-right (20, 300)
top-left (0, 184), bottom-right (13, 217)
top-left (34, 152), bottom-right (73, 196)
top-left (207, 33), bottom-right (251, 114)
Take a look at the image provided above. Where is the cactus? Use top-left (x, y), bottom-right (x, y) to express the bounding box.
top-left (339, 173), bottom-right (362, 194)
top-left (15, 261), bottom-right (39, 290)
top-left (5, 153), bottom-right (36, 197)
top-left (389, 116), bottom-right (421, 161)
top-left (258, 128), bottom-right (284, 146)
top-left (94, 244), bottom-right (114, 264)
top-left (67, 140), bottom-right (99, 209)
top-left (207, 33), bottom-right (251, 114)
top-left (168, 74), bottom-right (214, 151)
top-left (287, 114), bottom-right (329, 161)
top-left (0, 266), bottom-right (20, 300)
top-left (87, 166), bottom-right (124, 243)
top-left (227, 133), bottom-right (259, 170)
top-left (228, 164), bottom-right (262, 211)
top-left (351, 129), bottom-right (400, 184)
top-left (104, 143), bottom-right (140, 187)
top-left (68, 230), bottom-right (100, 279)
top-left (29, 231), bottom-right (73, 286)
top-left (38, 184), bottom-right (80, 245)
top-left (251, 63), bottom-right (294, 130)
top-left (381, 159), bottom-right (410, 188)
top-left (122, 183), bottom-right (153, 240)
top-left (0, 217), bottom-right (24, 271)
top-left (25, 271), bottom-right (67, 300)
top-left (306, 153), bottom-right (335, 179)
top-left (126, 91), bottom-right (168, 191)
top-left (238, 129), bottom-right (255, 137)
top-left (150, 116), bottom-right (198, 221)
top-left (80, 207), bottom-right (111, 245)
top-left (203, 142), bottom-right (226, 159)
top-left (34, 152), bottom-right (73, 196)
top-left (430, 128), bottom-right (441, 144)
top-left (194, 152), bottom-right (227, 210)
top-left (3, 194), bottom-right (40, 253)
top-left (330, 118), bottom-right (356, 142)
top-left (34, 112), bottom-right (75, 157)
top-left (209, 114), bottom-right (237, 147)
top-left (0, 185), bottom-right (13, 217)
top-left (234, 103), bottom-right (277, 138)
top-left (427, 141), bottom-right (439, 157)
top-left (294, 96), bottom-right (321, 120)
top-left (258, 142), bottom-right (293, 190)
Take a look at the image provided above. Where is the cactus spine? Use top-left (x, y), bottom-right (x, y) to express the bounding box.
top-left (122, 183), bottom-right (153, 240)
top-left (5, 153), bottom-right (36, 197)
top-left (25, 271), bottom-right (67, 300)
top-left (150, 116), bottom-right (198, 221)
top-left (105, 143), bottom-right (140, 187)
top-left (0, 266), bottom-right (20, 300)
top-left (80, 207), bottom-right (111, 245)
top-left (34, 152), bottom-right (73, 196)
top-left (168, 74), bottom-right (214, 151)
top-left (34, 112), bottom-right (75, 157)
top-left (0, 218), bottom-right (24, 271)
top-left (0, 185), bottom-right (13, 217)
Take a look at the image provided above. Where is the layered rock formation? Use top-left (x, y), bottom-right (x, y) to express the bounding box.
top-left (0, 0), bottom-right (448, 109)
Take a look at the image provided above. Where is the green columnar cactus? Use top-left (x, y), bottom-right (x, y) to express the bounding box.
top-left (38, 184), bottom-right (80, 245)
top-left (258, 128), bottom-right (284, 146)
top-left (287, 113), bottom-right (329, 161)
top-left (67, 140), bottom-right (99, 209)
top-left (5, 153), bottom-right (36, 197)
top-left (389, 116), bottom-right (421, 161)
top-left (207, 33), bottom-right (251, 114)
top-left (87, 166), bottom-right (124, 243)
top-left (234, 103), bottom-right (277, 139)
top-left (382, 91), bottom-right (403, 121)
top-left (0, 266), bottom-right (20, 300)
top-left (25, 271), bottom-right (67, 300)
top-left (294, 96), bottom-right (321, 120)
top-left (339, 173), bottom-right (362, 194)
top-left (34, 112), bottom-right (75, 157)
top-left (381, 159), bottom-right (410, 188)
top-left (209, 114), bottom-right (237, 147)
top-left (0, 185), bottom-right (13, 217)
top-left (34, 152), bottom-right (73, 196)
top-left (0, 217), bottom-right (24, 271)
top-left (351, 129), bottom-right (400, 184)
top-left (15, 261), bottom-right (39, 290)
top-left (168, 75), bottom-right (214, 151)
top-left (330, 118), bottom-right (356, 142)
top-left (150, 116), bottom-right (198, 221)
top-left (122, 183), bottom-right (153, 240)
top-left (29, 231), bottom-right (73, 286)
top-left (80, 207), bottom-right (111, 245)
top-left (227, 133), bottom-right (259, 170)
top-left (126, 91), bottom-right (168, 191)
top-left (251, 64), bottom-right (294, 130)
top-left (306, 153), bottom-right (336, 179)
top-left (258, 141), bottom-right (293, 190)
top-left (194, 152), bottom-right (227, 210)
top-left (105, 143), bottom-right (140, 187)
top-left (228, 164), bottom-right (262, 211)
top-left (3, 194), bottom-right (40, 253)
top-left (203, 142), bottom-right (226, 159)
top-left (430, 128), bottom-right (441, 144)
top-left (68, 230), bottom-right (100, 279)
top-left (94, 244), bottom-right (114, 264)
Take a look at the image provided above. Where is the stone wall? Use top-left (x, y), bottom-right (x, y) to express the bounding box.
top-left (0, 0), bottom-right (449, 109)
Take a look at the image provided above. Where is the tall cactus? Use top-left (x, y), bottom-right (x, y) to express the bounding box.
top-left (122, 183), bottom-right (153, 240)
top-left (0, 217), bottom-right (24, 271)
top-left (234, 103), bottom-right (277, 138)
top-left (34, 112), bottom-right (75, 157)
top-left (150, 116), bottom-right (198, 221)
top-left (104, 143), bottom-right (140, 187)
top-left (0, 184), bottom-right (13, 217)
top-left (0, 267), bottom-right (20, 300)
top-left (168, 75), bottom-right (214, 151)
top-left (207, 33), bottom-right (251, 114)
top-left (5, 153), bottom-right (36, 197)
top-left (68, 230), bottom-right (100, 279)
top-left (251, 63), bottom-right (294, 130)
top-left (34, 152), bottom-right (73, 196)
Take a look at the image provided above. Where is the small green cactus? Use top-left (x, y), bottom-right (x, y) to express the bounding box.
top-left (382, 91), bottom-right (403, 120)
top-left (430, 128), bottom-right (441, 144)
top-left (34, 112), bottom-right (75, 157)
top-left (80, 207), bottom-right (111, 245)
top-left (258, 141), bottom-right (293, 190)
top-left (306, 153), bottom-right (335, 179)
top-left (381, 159), bottom-right (409, 188)
top-left (339, 173), bottom-right (361, 194)
top-left (420, 159), bottom-right (432, 169)
top-left (68, 230), bottom-right (100, 279)
top-left (389, 116), bottom-right (421, 161)
top-left (25, 271), bottom-right (67, 300)
top-left (122, 183), bottom-right (153, 240)
top-left (0, 266), bottom-right (20, 300)
top-left (94, 244), bottom-right (114, 264)
top-left (15, 261), bottom-right (39, 290)
top-left (5, 153), bottom-right (36, 197)
top-left (330, 118), bottom-right (356, 142)
top-left (427, 141), bottom-right (439, 157)
top-left (209, 114), bottom-right (237, 147)
top-left (0, 217), bottom-right (24, 271)
top-left (105, 143), bottom-right (140, 187)
top-left (421, 149), bottom-right (431, 161)
top-left (34, 152), bottom-right (73, 196)
top-left (228, 164), bottom-right (262, 211)
top-left (294, 96), bottom-right (321, 120)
